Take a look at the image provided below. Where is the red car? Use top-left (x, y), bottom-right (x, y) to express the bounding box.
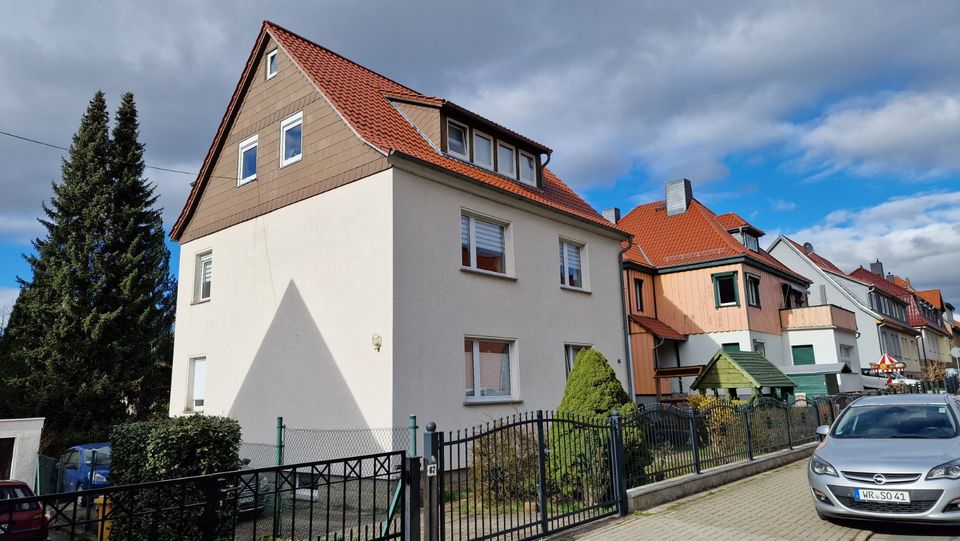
top-left (0, 481), bottom-right (47, 541)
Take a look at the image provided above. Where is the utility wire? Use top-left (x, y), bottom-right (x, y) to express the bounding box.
top-left (0, 129), bottom-right (232, 181)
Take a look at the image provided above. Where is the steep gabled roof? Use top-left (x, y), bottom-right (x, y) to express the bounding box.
top-left (171, 21), bottom-right (616, 240)
top-left (617, 199), bottom-right (809, 284)
top-left (850, 267), bottom-right (947, 333)
top-left (691, 349), bottom-right (796, 390)
top-left (782, 237), bottom-right (847, 276)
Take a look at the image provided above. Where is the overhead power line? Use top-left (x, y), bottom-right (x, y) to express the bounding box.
top-left (0, 129), bottom-right (229, 181)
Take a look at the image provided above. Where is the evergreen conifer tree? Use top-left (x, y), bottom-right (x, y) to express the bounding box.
top-left (0, 92), bottom-right (175, 451)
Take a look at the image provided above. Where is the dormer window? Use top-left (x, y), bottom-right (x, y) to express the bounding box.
top-left (473, 131), bottom-right (494, 169)
top-left (447, 120), bottom-right (469, 159)
top-left (519, 151), bottom-right (536, 185)
top-left (743, 234), bottom-right (759, 252)
top-left (266, 50), bottom-right (278, 80)
top-left (497, 142), bottom-right (516, 177)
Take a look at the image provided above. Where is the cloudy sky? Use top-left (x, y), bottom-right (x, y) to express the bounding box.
top-left (1, 1), bottom-right (958, 321)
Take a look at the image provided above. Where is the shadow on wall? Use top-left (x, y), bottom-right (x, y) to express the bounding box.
top-left (227, 281), bottom-right (368, 449)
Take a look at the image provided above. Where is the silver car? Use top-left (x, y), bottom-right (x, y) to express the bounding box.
top-left (808, 394), bottom-right (960, 524)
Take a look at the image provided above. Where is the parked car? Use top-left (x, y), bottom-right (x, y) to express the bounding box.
top-left (809, 394), bottom-right (960, 524)
top-left (60, 443), bottom-right (111, 504)
top-left (860, 369), bottom-right (921, 389)
top-left (234, 458), bottom-right (274, 516)
top-left (0, 480), bottom-right (48, 541)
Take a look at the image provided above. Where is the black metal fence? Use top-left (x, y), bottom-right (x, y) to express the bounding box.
top-left (4, 451), bottom-right (409, 541)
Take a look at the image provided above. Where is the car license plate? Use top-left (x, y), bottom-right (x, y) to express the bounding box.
top-left (854, 488), bottom-right (911, 503)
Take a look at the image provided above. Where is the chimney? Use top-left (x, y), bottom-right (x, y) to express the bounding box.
top-left (869, 259), bottom-right (884, 277)
top-left (601, 207), bottom-right (621, 224)
top-left (665, 178), bottom-right (693, 216)
top-left (886, 272), bottom-right (895, 282)
top-left (802, 242), bottom-right (814, 255)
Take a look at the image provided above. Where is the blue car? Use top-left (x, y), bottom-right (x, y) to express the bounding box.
top-left (59, 443), bottom-right (111, 502)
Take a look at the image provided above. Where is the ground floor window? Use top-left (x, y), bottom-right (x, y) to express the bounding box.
top-left (464, 338), bottom-right (513, 401)
top-left (564, 343), bottom-right (590, 376)
top-left (187, 357), bottom-right (207, 412)
top-left (792, 345), bottom-right (815, 366)
top-left (752, 340), bottom-right (765, 357)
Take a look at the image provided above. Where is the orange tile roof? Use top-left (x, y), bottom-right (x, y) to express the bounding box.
top-left (629, 315), bottom-right (686, 341)
top-left (849, 267), bottom-right (947, 332)
top-left (171, 21), bottom-right (616, 239)
top-left (917, 289), bottom-right (944, 310)
top-left (617, 199), bottom-right (810, 283)
top-left (783, 237), bottom-right (847, 275)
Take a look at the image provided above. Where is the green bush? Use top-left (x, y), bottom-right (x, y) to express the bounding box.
top-left (109, 415), bottom-right (241, 541)
top-left (550, 349), bottom-right (650, 500)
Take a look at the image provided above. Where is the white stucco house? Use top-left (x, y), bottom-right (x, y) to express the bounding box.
top-left (0, 417), bottom-right (43, 484)
top-left (768, 237), bottom-right (922, 378)
top-left (167, 22), bottom-right (631, 443)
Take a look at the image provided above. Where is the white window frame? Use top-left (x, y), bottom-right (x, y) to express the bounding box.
top-left (186, 356), bottom-right (207, 413)
top-left (194, 251), bottom-right (213, 303)
top-left (744, 234), bottom-right (760, 252)
top-left (745, 273), bottom-right (761, 308)
top-left (559, 238), bottom-right (588, 290)
top-left (464, 337), bottom-right (516, 403)
top-left (518, 150), bottom-right (537, 186)
top-left (446, 119), bottom-right (469, 160)
top-left (564, 343), bottom-right (591, 376)
top-left (461, 210), bottom-right (512, 277)
top-left (472, 130), bottom-right (494, 170)
top-left (280, 111), bottom-right (304, 168)
top-left (237, 134), bottom-right (258, 186)
top-left (266, 49), bottom-right (278, 80)
top-left (496, 141), bottom-right (517, 177)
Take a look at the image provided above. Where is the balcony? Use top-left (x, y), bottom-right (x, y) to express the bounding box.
top-left (780, 305), bottom-right (857, 333)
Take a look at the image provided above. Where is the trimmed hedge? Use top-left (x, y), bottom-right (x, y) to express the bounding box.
top-left (109, 415), bottom-right (241, 541)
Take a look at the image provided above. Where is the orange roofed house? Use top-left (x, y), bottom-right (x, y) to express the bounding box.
top-left (615, 180), bottom-right (863, 401)
top-left (167, 22), bottom-right (632, 443)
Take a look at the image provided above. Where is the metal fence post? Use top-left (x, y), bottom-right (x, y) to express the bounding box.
top-left (742, 408), bottom-right (754, 461)
top-left (200, 475), bottom-right (221, 541)
top-left (404, 455), bottom-right (421, 541)
top-left (688, 411), bottom-right (701, 474)
top-left (609, 411), bottom-right (628, 516)
top-left (783, 403), bottom-right (793, 450)
top-left (535, 411), bottom-right (551, 534)
top-left (409, 414), bottom-right (418, 456)
top-left (423, 422), bottom-right (440, 541)
top-left (273, 416), bottom-right (285, 538)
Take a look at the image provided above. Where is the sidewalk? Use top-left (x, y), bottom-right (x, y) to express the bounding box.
top-left (548, 460), bottom-right (960, 541)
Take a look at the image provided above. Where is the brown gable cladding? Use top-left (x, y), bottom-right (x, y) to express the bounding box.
top-left (172, 21), bottom-right (618, 242)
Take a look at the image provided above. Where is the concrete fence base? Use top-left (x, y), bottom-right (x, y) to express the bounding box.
top-left (626, 443), bottom-right (818, 512)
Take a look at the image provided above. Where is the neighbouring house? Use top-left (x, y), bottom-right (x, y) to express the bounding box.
top-left (908, 288), bottom-right (954, 368)
top-left (614, 180), bottom-right (862, 402)
top-left (0, 418), bottom-right (43, 484)
top-left (768, 240), bottom-right (922, 377)
top-left (848, 266), bottom-right (952, 373)
top-left (167, 21), bottom-right (630, 443)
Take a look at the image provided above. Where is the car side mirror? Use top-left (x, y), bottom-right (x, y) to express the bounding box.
top-left (816, 425), bottom-right (830, 437)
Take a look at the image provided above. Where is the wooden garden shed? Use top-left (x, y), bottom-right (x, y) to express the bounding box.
top-left (691, 348), bottom-right (795, 400)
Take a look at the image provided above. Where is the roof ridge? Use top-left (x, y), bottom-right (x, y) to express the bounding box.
top-left (264, 20), bottom-right (422, 96)
top-left (692, 200), bottom-right (750, 255)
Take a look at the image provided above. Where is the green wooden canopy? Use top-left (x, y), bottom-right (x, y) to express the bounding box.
top-left (691, 348), bottom-right (796, 391)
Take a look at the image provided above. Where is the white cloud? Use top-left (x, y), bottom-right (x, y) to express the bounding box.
top-left (796, 91), bottom-right (960, 179)
top-left (0, 286), bottom-right (18, 330)
top-left (787, 192), bottom-right (960, 301)
top-left (769, 199), bottom-right (797, 211)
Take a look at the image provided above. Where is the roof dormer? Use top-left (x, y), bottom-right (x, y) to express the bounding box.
top-left (439, 103), bottom-right (549, 189)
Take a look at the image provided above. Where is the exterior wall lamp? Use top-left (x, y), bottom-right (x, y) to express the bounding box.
top-left (372, 333), bottom-right (382, 352)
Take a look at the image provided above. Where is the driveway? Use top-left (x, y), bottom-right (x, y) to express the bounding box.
top-left (550, 460), bottom-right (960, 541)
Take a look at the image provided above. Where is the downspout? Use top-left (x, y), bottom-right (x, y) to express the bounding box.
top-left (918, 334), bottom-right (927, 372)
top-left (540, 150), bottom-right (552, 188)
top-left (618, 238), bottom-right (636, 400)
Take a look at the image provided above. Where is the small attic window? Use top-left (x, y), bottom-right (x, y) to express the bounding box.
top-left (743, 234), bottom-right (760, 252)
top-left (266, 50), bottom-right (278, 80)
top-left (447, 120), bottom-right (469, 159)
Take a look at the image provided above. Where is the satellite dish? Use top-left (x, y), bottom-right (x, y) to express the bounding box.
top-left (802, 242), bottom-right (814, 255)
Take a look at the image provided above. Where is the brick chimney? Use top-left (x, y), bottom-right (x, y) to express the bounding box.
top-left (666, 179), bottom-right (693, 216)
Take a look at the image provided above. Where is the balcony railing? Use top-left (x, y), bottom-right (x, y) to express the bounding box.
top-left (780, 304), bottom-right (857, 333)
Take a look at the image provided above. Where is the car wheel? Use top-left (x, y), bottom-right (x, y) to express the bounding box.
top-left (76, 484), bottom-right (87, 507)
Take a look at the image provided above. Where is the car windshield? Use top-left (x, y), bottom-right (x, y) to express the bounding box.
top-left (833, 404), bottom-right (958, 439)
top-left (0, 485), bottom-right (40, 511)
